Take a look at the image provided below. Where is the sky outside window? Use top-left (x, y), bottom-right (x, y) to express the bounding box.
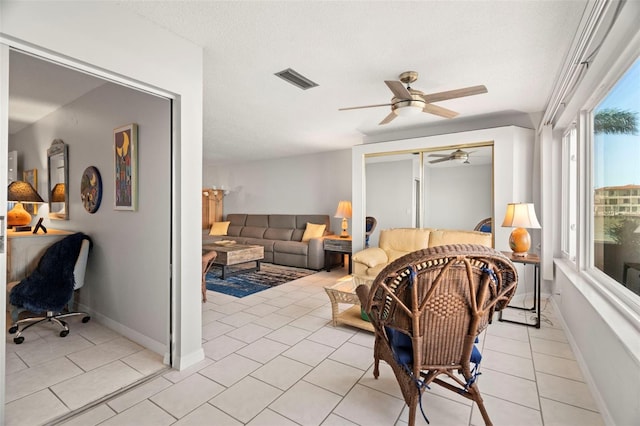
top-left (594, 58), bottom-right (640, 189)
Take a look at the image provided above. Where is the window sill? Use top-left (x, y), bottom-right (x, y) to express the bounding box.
top-left (554, 258), bottom-right (640, 363)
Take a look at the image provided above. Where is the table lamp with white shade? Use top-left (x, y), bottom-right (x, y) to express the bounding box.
top-left (334, 200), bottom-right (352, 238)
top-left (501, 202), bottom-right (541, 257)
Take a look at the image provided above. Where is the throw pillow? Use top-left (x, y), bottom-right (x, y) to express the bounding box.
top-left (302, 222), bottom-right (326, 242)
top-left (209, 221), bottom-right (230, 236)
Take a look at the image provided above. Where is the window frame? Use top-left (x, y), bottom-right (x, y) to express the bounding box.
top-left (561, 125), bottom-right (577, 263)
top-left (578, 56), bottom-right (640, 315)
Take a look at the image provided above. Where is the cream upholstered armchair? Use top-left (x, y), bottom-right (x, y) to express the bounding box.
top-left (352, 228), bottom-right (492, 279)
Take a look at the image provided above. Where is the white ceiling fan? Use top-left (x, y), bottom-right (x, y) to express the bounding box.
top-left (428, 149), bottom-right (473, 164)
top-left (339, 71), bottom-right (488, 125)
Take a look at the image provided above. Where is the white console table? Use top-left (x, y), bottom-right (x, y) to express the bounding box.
top-left (6, 229), bottom-right (74, 282)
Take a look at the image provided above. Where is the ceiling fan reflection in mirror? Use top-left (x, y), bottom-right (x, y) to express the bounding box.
top-left (428, 149), bottom-right (473, 164)
top-left (340, 71), bottom-right (487, 125)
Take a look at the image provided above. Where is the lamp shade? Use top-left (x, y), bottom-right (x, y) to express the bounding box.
top-left (501, 203), bottom-right (541, 229)
top-left (334, 201), bottom-right (352, 219)
top-left (501, 203), bottom-right (541, 257)
top-left (51, 183), bottom-right (66, 202)
top-left (8, 181), bottom-right (44, 203)
top-left (7, 181), bottom-right (44, 227)
top-left (334, 200), bottom-right (352, 238)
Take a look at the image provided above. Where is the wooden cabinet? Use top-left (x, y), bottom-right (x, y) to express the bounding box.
top-left (6, 229), bottom-right (74, 282)
top-left (202, 188), bottom-right (225, 229)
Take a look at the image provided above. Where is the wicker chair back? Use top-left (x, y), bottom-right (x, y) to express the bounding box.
top-left (356, 244), bottom-right (518, 426)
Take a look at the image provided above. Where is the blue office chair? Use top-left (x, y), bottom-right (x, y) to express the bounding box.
top-left (8, 232), bottom-right (92, 344)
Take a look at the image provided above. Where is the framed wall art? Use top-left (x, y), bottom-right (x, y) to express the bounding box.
top-left (114, 123), bottom-right (138, 211)
top-left (81, 166), bottom-right (103, 214)
top-left (23, 169), bottom-right (38, 214)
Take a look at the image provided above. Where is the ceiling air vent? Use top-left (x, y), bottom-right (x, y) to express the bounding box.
top-left (274, 68), bottom-right (318, 90)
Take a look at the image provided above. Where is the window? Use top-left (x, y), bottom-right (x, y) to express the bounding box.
top-left (591, 57), bottom-right (640, 297)
top-left (562, 127), bottom-right (577, 262)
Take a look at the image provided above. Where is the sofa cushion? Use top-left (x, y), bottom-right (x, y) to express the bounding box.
top-left (302, 223), bottom-right (326, 242)
top-left (264, 227), bottom-right (294, 241)
top-left (292, 229), bottom-right (305, 241)
top-left (245, 214), bottom-right (269, 227)
top-left (268, 214), bottom-right (297, 229)
top-left (227, 226), bottom-right (243, 237)
top-left (226, 214), bottom-right (247, 237)
top-left (240, 238), bottom-right (274, 253)
top-left (274, 240), bottom-right (308, 255)
top-left (226, 214), bottom-right (248, 226)
top-left (240, 226), bottom-right (267, 239)
top-left (209, 221), bottom-right (230, 236)
top-left (379, 228), bottom-right (432, 262)
top-left (428, 230), bottom-right (492, 248)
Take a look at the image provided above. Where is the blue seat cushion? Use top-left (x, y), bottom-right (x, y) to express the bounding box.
top-left (385, 326), bottom-right (413, 365)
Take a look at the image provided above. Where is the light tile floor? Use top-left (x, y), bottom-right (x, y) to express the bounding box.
top-left (7, 268), bottom-right (605, 425)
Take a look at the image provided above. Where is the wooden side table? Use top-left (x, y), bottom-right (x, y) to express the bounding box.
top-left (324, 235), bottom-right (352, 274)
top-left (498, 251), bottom-right (541, 328)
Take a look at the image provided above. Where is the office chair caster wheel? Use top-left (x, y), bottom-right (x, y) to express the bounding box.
top-left (60, 329), bottom-right (69, 338)
top-left (82, 316), bottom-right (91, 323)
top-left (9, 325), bottom-right (18, 334)
top-left (13, 336), bottom-right (24, 344)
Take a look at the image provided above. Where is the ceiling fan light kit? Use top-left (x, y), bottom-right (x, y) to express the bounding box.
top-left (393, 99), bottom-right (425, 117)
top-left (340, 71), bottom-right (487, 125)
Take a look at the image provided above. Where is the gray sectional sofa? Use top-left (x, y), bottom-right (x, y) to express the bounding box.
top-left (202, 213), bottom-right (332, 270)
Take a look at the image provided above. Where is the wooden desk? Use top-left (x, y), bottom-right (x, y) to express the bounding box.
top-left (498, 251), bottom-right (541, 328)
top-left (6, 229), bottom-right (75, 282)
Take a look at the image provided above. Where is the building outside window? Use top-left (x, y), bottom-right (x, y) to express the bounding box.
top-left (591, 57), bottom-right (640, 296)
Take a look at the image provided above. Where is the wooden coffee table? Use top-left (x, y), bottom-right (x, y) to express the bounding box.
top-left (324, 276), bottom-right (374, 332)
top-left (203, 243), bottom-right (264, 280)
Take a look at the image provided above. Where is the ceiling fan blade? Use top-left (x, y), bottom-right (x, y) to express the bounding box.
top-left (379, 111), bottom-right (397, 125)
top-left (427, 153), bottom-right (449, 158)
top-left (423, 103), bottom-right (459, 119)
top-left (421, 85), bottom-right (488, 103)
top-left (339, 103), bottom-right (392, 111)
top-left (429, 156), bottom-right (452, 164)
top-left (384, 80), bottom-right (412, 100)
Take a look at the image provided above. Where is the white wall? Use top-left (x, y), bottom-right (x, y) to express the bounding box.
top-left (204, 149), bottom-right (352, 233)
top-left (1, 3), bottom-right (205, 415)
top-left (9, 81), bottom-right (171, 349)
top-left (554, 263), bottom-right (640, 425)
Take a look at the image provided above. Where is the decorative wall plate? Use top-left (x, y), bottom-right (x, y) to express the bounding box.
top-left (80, 166), bottom-right (102, 213)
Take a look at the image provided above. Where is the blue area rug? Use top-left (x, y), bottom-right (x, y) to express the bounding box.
top-left (205, 263), bottom-right (317, 298)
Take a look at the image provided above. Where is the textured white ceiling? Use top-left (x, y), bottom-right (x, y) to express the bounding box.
top-left (8, 1), bottom-right (588, 163)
